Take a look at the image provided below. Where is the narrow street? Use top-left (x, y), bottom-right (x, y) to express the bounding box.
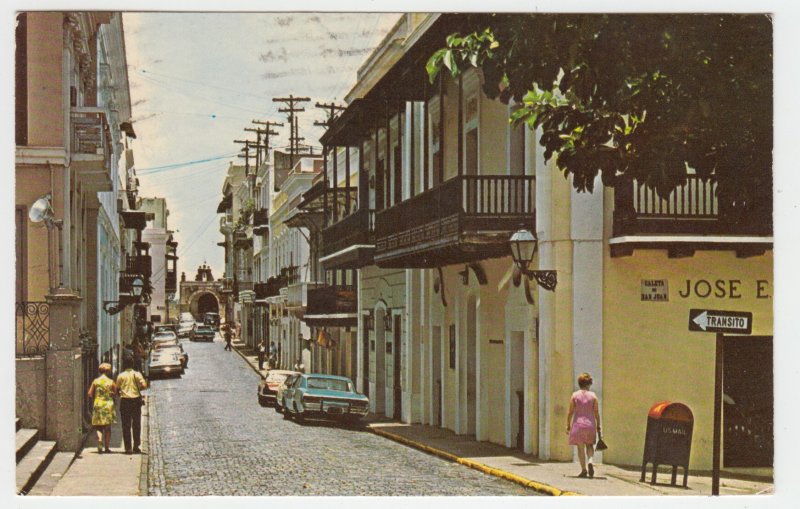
top-left (145, 335), bottom-right (534, 496)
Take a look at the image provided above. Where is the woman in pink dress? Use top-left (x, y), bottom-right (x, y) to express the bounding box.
top-left (566, 372), bottom-right (601, 478)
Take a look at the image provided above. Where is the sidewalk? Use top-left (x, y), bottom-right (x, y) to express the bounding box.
top-left (233, 346), bottom-right (773, 496)
top-left (50, 404), bottom-right (147, 496)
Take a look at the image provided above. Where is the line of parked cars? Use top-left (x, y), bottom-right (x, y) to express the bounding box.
top-left (258, 371), bottom-right (369, 425)
top-left (148, 329), bottom-right (187, 378)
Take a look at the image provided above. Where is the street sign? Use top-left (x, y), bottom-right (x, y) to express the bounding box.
top-left (688, 309), bottom-right (752, 335)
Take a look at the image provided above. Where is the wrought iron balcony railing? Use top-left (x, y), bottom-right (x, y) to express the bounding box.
top-left (321, 208), bottom-right (375, 258)
top-left (126, 255), bottom-right (152, 277)
top-left (15, 301), bottom-right (50, 357)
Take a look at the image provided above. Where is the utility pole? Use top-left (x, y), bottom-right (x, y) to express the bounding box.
top-left (234, 139), bottom-right (256, 175)
top-left (273, 95), bottom-right (310, 169)
top-left (248, 119), bottom-right (283, 168)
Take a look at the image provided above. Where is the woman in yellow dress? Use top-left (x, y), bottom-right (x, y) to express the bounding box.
top-left (87, 363), bottom-right (117, 453)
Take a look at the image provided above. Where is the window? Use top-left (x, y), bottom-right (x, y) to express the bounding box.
top-left (509, 106), bottom-right (525, 176)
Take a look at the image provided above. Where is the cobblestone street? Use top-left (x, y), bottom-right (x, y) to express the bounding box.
top-left (145, 336), bottom-right (535, 496)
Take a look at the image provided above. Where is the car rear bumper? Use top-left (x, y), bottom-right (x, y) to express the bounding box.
top-left (149, 365), bottom-right (182, 376)
top-left (302, 402), bottom-right (369, 417)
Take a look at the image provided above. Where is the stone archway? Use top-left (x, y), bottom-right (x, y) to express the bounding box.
top-left (189, 291), bottom-right (221, 320)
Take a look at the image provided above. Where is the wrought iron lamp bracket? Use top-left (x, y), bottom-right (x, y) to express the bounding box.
top-left (526, 269), bottom-right (558, 292)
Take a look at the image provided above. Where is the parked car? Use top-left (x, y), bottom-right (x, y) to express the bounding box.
top-left (258, 370), bottom-right (299, 407)
top-left (280, 374), bottom-right (368, 423)
top-left (177, 318), bottom-right (195, 338)
top-left (274, 374), bottom-right (300, 413)
top-left (156, 342), bottom-right (188, 369)
top-left (153, 323), bottom-right (176, 335)
top-left (148, 348), bottom-right (183, 378)
top-left (203, 312), bottom-right (221, 331)
top-left (152, 330), bottom-right (177, 343)
top-left (191, 324), bottom-right (216, 342)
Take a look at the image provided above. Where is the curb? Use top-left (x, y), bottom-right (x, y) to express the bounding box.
top-left (232, 342), bottom-right (265, 379)
top-left (369, 427), bottom-right (579, 497)
top-left (139, 397), bottom-right (150, 496)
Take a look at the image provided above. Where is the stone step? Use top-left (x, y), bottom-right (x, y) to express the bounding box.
top-left (16, 418), bottom-right (21, 431)
top-left (16, 428), bottom-right (39, 463)
top-left (26, 452), bottom-right (75, 496)
top-left (16, 439), bottom-right (57, 494)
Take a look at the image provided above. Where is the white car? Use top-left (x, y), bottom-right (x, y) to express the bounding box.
top-left (148, 348), bottom-right (183, 378)
top-left (152, 331), bottom-right (177, 343)
top-left (177, 319), bottom-right (194, 338)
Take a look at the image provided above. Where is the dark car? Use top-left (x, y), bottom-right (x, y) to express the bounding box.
top-left (281, 374), bottom-right (369, 423)
top-left (190, 324), bottom-right (215, 342)
top-left (203, 312), bottom-right (221, 331)
top-left (258, 370), bottom-right (299, 407)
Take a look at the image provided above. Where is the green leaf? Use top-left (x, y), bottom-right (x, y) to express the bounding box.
top-left (443, 50), bottom-right (456, 72)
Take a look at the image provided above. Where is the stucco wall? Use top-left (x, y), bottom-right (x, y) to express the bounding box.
top-left (602, 248), bottom-right (773, 469)
top-left (16, 357), bottom-right (48, 432)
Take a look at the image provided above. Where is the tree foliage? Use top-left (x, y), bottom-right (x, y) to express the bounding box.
top-left (427, 14), bottom-right (772, 217)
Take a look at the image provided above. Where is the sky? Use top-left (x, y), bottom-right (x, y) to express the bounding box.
top-left (123, 12), bottom-right (400, 283)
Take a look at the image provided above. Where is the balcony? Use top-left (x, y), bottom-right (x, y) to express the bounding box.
top-left (374, 175), bottom-right (536, 268)
top-left (252, 208), bottom-right (269, 235)
top-left (220, 277), bottom-right (234, 294)
top-left (219, 214), bottom-right (235, 234)
top-left (233, 229), bottom-right (252, 250)
top-left (70, 107), bottom-right (112, 193)
top-left (126, 255), bottom-right (152, 277)
top-left (320, 208), bottom-right (375, 270)
top-left (304, 285), bottom-right (358, 327)
top-left (165, 270), bottom-right (177, 293)
top-left (611, 175), bottom-right (773, 257)
top-left (255, 275), bottom-right (288, 300)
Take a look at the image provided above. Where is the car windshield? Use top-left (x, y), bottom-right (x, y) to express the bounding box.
top-left (306, 377), bottom-right (351, 392)
top-left (196, 326), bottom-right (212, 331)
top-left (154, 333), bottom-right (176, 340)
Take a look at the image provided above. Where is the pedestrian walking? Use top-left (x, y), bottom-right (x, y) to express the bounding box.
top-left (87, 363), bottom-right (117, 454)
top-left (258, 340), bottom-right (267, 370)
top-left (293, 358), bottom-right (305, 373)
top-left (224, 325), bottom-right (233, 351)
top-left (116, 358), bottom-right (148, 454)
top-left (566, 372), bottom-right (601, 478)
top-left (269, 341), bottom-right (277, 368)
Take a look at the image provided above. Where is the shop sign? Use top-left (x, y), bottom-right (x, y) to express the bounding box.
top-left (688, 309), bottom-right (752, 335)
top-left (641, 279), bottom-right (668, 302)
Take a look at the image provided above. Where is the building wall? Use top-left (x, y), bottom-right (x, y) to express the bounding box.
top-left (16, 357), bottom-right (48, 431)
top-left (26, 12), bottom-right (64, 147)
top-left (602, 247), bottom-right (773, 469)
top-left (361, 265), bottom-right (406, 416)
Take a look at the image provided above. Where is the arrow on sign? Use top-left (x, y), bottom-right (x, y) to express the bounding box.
top-left (693, 311), bottom-right (710, 331)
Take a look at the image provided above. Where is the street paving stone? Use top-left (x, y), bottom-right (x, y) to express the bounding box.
top-left (146, 336), bottom-right (535, 496)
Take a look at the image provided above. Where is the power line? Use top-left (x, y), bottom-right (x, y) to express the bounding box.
top-left (137, 152), bottom-right (238, 173)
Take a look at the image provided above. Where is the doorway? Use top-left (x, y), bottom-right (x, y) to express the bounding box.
top-left (393, 313), bottom-right (403, 420)
top-left (374, 306), bottom-right (386, 414)
top-left (432, 325), bottom-right (442, 426)
top-left (465, 294), bottom-right (477, 435)
top-left (362, 320), bottom-right (370, 397)
top-left (509, 331), bottom-right (525, 449)
top-left (723, 336), bottom-right (773, 468)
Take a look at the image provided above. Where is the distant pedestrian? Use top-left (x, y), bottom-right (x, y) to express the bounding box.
top-left (88, 363), bottom-right (117, 454)
top-left (258, 340), bottom-right (267, 370)
top-left (566, 372), bottom-right (601, 478)
top-left (224, 325), bottom-right (232, 351)
top-left (293, 358), bottom-right (305, 373)
top-left (116, 359), bottom-right (148, 454)
top-left (269, 341), bottom-right (277, 368)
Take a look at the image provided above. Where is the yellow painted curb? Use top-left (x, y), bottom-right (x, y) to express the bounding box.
top-left (370, 427), bottom-right (579, 496)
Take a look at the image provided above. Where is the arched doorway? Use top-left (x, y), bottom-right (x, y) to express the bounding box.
top-left (190, 291), bottom-right (220, 320)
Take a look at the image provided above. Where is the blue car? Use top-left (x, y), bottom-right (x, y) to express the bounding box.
top-left (281, 374), bottom-right (369, 423)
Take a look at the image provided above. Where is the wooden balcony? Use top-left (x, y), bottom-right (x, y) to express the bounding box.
top-left (304, 285), bottom-right (358, 327)
top-left (70, 107), bottom-right (112, 193)
top-left (255, 275), bottom-right (288, 300)
top-left (320, 208), bottom-right (375, 270)
top-left (165, 270), bottom-right (177, 293)
top-left (611, 175), bottom-right (773, 257)
top-left (252, 208), bottom-right (269, 235)
top-left (374, 175), bottom-right (536, 268)
top-left (125, 255), bottom-right (152, 277)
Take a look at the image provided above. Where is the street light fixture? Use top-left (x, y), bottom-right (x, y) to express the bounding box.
top-left (28, 193), bottom-right (65, 291)
top-left (510, 229), bottom-right (557, 291)
top-left (131, 277), bottom-right (144, 297)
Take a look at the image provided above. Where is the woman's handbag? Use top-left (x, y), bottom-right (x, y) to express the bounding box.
top-left (596, 431), bottom-right (608, 451)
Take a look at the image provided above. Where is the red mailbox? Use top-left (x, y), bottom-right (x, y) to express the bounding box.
top-left (640, 401), bottom-right (694, 487)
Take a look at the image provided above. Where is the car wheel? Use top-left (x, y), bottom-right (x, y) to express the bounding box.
top-left (293, 403), bottom-right (304, 422)
top-left (258, 394), bottom-right (268, 407)
top-left (274, 402), bottom-right (282, 414)
top-left (282, 400), bottom-right (291, 419)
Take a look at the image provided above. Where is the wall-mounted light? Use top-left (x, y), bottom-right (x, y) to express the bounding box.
top-left (510, 229), bottom-right (557, 292)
